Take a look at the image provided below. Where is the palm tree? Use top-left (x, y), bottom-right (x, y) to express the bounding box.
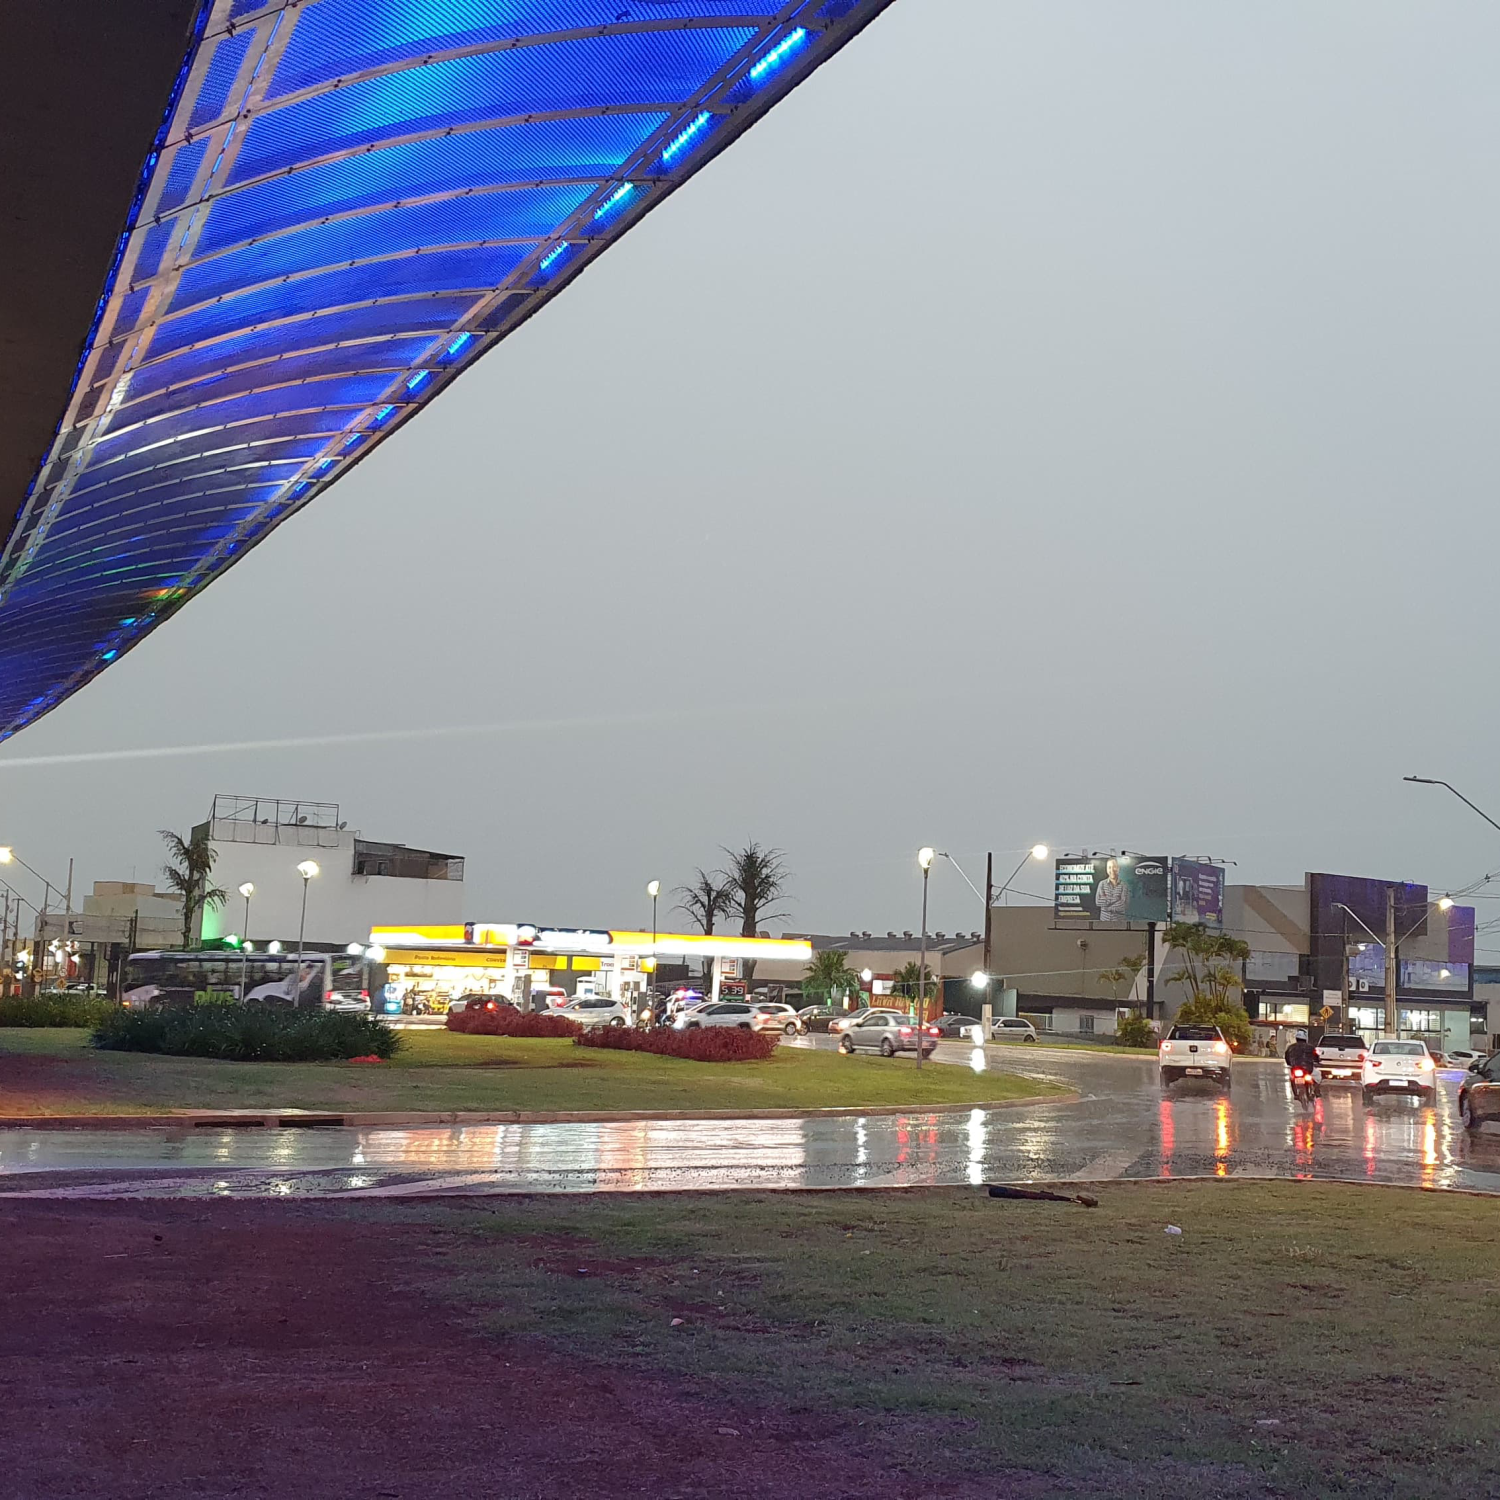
top-left (803, 949), bottom-right (864, 1009)
top-left (675, 869), bottom-right (736, 987)
top-left (721, 842), bottom-right (790, 939)
top-left (159, 828), bottom-right (227, 949)
top-left (721, 842), bottom-right (790, 984)
top-left (891, 960), bottom-right (936, 1007)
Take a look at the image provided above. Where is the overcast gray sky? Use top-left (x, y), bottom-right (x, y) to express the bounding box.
top-left (5, 1), bottom-right (1500, 949)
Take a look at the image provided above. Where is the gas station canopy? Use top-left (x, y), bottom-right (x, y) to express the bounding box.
top-left (0, 0), bottom-right (895, 739)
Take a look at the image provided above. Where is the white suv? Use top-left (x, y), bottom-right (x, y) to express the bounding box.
top-left (676, 1001), bottom-right (756, 1030)
top-left (1362, 1039), bottom-right (1437, 1104)
top-left (558, 997), bottom-right (629, 1028)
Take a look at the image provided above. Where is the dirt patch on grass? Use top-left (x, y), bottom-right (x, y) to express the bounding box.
top-left (0, 1200), bottom-right (1044, 1500)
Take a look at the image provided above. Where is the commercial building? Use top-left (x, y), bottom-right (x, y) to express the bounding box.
top-left (1233, 874), bottom-right (1479, 1053)
top-left (30, 881), bottom-right (186, 993)
top-left (370, 923), bottom-right (812, 1013)
top-left (194, 795), bottom-right (463, 949)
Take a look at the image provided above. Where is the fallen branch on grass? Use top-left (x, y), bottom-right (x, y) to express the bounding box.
top-left (987, 1184), bottom-right (1099, 1209)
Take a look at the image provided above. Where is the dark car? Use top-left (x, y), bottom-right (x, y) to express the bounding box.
top-left (928, 1013), bottom-right (983, 1041)
top-left (450, 994), bottom-right (515, 1015)
top-left (797, 1006), bottom-right (845, 1033)
top-left (1459, 1052), bottom-right (1500, 1132)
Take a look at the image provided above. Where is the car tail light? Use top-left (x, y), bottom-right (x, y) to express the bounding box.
top-left (1370, 1060), bottom-right (1381, 1068)
top-left (485, 1001), bottom-right (497, 1012)
top-left (1159, 1042), bottom-right (1169, 1053)
top-left (899, 1026), bottom-right (913, 1035)
top-left (927, 1026), bottom-right (940, 1036)
top-left (1418, 1057), bottom-right (1433, 1071)
top-left (360, 990), bottom-right (369, 1001)
top-left (325, 990), bottom-right (335, 1002)
top-left (1357, 1052), bottom-right (1365, 1062)
top-left (1213, 1042), bottom-right (1229, 1055)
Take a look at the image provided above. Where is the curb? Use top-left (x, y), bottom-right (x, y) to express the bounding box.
top-left (0, 1090), bottom-right (1078, 1132)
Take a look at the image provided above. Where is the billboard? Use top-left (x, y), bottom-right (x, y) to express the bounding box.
top-left (1171, 860), bottom-right (1225, 928)
top-left (1054, 855), bottom-right (1170, 924)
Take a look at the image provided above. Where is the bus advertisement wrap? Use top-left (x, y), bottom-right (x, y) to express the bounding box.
top-left (1054, 856), bottom-right (1170, 924)
top-left (1171, 860), bottom-right (1225, 928)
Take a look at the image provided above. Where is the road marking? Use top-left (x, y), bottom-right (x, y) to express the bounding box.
top-left (1064, 1151), bottom-right (1139, 1181)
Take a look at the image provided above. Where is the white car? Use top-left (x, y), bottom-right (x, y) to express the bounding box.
top-left (1445, 1048), bottom-right (1488, 1071)
top-left (990, 1017), bottom-right (1038, 1043)
top-left (1362, 1039), bottom-right (1437, 1104)
top-left (558, 997), bottom-right (629, 1028)
top-left (1158, 1024), bottom-right (1233, 1090)
top-left (675, 1000), bottom-right (756, 1030)
top-left (750, 1002), bottom-right (805, 1035)
top-left (1313, 1032), bottom-right (1367, 1084)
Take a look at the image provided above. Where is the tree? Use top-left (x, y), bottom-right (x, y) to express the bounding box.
top-left (674, 869), bottom-right (736, 986)
top-left (803, 950), bottom-right (864, 1009)
top-left (891, 960), bottom-right (937, 1014)
top-left (721, 842), bottom-right (790, 938)
top-left (159, 828), bottom-right (227, 949)
top-left (721, 842), bottom-right (790, 982)
top-left (1162, 922), bottom-right (1252, 1048)
top-left (1097, 953), bottom-right (1147, 1003)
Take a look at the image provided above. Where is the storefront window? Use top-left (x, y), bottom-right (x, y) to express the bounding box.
top-left (1263, 1001), bottom-right (1310, 1025)
top-left (1350, 1005), bottom-right (1384, 1032)
top-left (1399, 1009), bottom-right (1440, 1034)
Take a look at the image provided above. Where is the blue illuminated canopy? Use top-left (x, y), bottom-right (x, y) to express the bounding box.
top-left (0, 0), bottom-right (894, 739)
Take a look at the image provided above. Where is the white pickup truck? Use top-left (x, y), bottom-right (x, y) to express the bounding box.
top-left (1313, 1032), bottom-right (1367, 1084)
top-left (1159, 1024), bottom-right (1233, 1090)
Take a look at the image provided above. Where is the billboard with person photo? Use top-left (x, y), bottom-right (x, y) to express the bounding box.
top-left (1054, 855), bottom-right (1170, 924)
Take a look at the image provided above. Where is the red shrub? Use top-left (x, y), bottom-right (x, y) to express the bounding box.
top-left (575, 1025), bottom-right (779, 1062)
top-left (446, 1007), bottom-right (583, 1039)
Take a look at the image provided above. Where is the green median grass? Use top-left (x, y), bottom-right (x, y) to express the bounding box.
top-left (411, 1181), bottom-right (1500, 1499)
top-left (0, 1028), bottom-right (1064, 1117)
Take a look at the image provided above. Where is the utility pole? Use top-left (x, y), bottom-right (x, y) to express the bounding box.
top-left (982, 852), bottom-right (993, 976)
top-left (1145, 921), bottom-right (1158, 1021)
top-left (1385, 884), bottom-right (1398, 1039)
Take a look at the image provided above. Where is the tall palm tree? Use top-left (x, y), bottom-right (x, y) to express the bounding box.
top-left (674, 869), bottom-right (736, 987)
top-left (721, 842), bottom-right (790, 939)
top-left (721, 842), bottom-right (790, 984)
top-left (159, 828), bottom-right (227, 949)
top-left (674, 869), bottom-right (736, 937)
top-left (804, 949), bottom-right (863, 1008)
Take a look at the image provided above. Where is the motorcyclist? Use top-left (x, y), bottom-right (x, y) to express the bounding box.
top-left (1284, 1029), bottom-right (1319, 1086)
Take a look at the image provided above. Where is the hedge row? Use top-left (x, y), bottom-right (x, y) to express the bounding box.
top-left (575, 1025), bottom-right (779, 1063)
top-left (0, 994), bottom-right (119, 1028)
top-left (446, 1007), bottom-right (583, 1039)
top-left (91, 1005), bottom-right (401, 1062)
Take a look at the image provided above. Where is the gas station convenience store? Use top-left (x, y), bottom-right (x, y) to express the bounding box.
top-left (369, 922), bottom-right (812, 1013)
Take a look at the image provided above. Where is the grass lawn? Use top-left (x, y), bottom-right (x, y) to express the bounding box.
top-left (411, 1181), bottom-right (1500, 1498)
top-left (0, 1028), bottom-right (1064, 1117)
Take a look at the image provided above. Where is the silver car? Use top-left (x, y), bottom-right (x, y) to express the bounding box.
top-left (837, 1011), bottom-right (938, 1058)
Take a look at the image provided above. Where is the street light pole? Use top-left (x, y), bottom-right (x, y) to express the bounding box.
top-left (295, 862), bottom-right (319, 1006)
top-left (917, 848), bottom-right (935, 1070)
top-left (1404, 776), bottom-right (1500, 836)
top-left (238, 883), bottom-right (254, 1001)
top-left (646, 879), bottom-right (660, 1015)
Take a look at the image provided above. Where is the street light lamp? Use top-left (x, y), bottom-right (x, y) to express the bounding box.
top-left (970, 970), bottom-right (989, 990)
top-left (1438, 896), bottom-right (1455, 911)
top-left (294, 861), bottom-right (319, 1006)
top-left (237, 882), bottom-right (254, 1001)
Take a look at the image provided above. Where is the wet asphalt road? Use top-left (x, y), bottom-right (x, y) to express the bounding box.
top-left (2, 1040), bottom-right (1496, 1198)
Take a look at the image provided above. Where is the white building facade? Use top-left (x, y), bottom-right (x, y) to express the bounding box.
top-left (193, 795), bottom-right (463, 949)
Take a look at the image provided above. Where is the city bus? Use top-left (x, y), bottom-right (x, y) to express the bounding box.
top-left (122, 950), bottom-right (371, 1010)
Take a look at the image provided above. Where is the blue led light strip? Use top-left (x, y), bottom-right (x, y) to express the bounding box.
top-left (750, 28), bottom-right (808, 81)
top-left (594, 183), bottom-right (635, 220)
top-left (662, 112), bottom-right (713, 164)
top-left (539, 242), bottom-right (570, 271)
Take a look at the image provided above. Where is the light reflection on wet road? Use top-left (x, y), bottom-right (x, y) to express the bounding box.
top-left (3, 1045), bottom-right (1499, 1198)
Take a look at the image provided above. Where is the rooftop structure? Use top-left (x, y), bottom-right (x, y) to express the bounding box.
top-left (0, 0), bottom-right (898, 738)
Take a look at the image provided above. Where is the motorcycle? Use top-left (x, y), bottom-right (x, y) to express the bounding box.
top-left (1289, 1066), bottom-right (1318, 1106)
